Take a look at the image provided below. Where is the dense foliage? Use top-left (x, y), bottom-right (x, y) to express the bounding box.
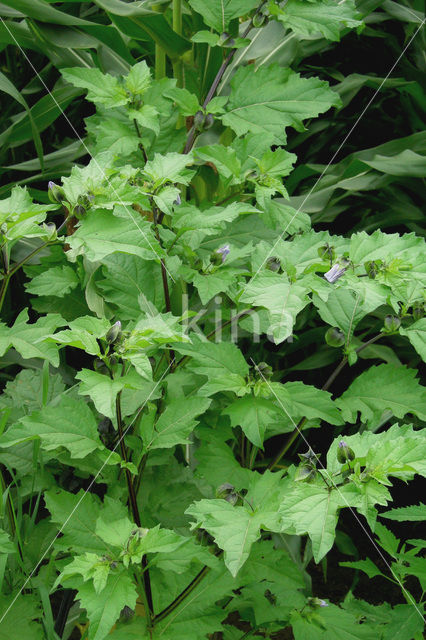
top-left (0, 1), bottom-right (425, 639)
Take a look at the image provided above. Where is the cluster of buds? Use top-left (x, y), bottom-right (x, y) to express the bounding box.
top-left (193, 110), bottom-right (214, 132)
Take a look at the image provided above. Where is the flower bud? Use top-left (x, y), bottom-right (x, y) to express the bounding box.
top-left (256, 361), bottom-right (273, 379)
top-left (337, 440), bottom-right (355, 464)
top-left (193, 110), bottom-right (205, 131)
top-left (218, 32), bottom-right (235, 47)
top-left (73, 204), bottom-right (86, 218)
top-left (383, 315), bottom-right (401, 333)
top-left (216, 482), bottom-right (238, 505)
top-left (364, 261), bottom-right (379, 279)
top-left (252, 11), bottom-right (268, 28)
top-left (47, 181), bottom-right (66, 204)
top-left (204, 113), bottom-right (214, 129)
top-left (173, 193), bottom-right (181, 206)
top-left (412, 302), bottom-right (424, 321)
top-left (106, 321), bottom-right (122, 345)
top-left (295, 464), bottom-right (316, 482)
top-left (325, 327), bottom-right (345, 348)
top-left (266, 256), bottom-right (281, 272)
top-left (42, 222), bottom-right (57, 241)
top-left (318, 244), bottom-right (335, 262)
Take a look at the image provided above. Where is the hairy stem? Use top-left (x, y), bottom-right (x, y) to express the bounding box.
top-left (115, 393), bottom-right (154, 617)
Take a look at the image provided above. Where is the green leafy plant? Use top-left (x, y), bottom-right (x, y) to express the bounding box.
top-left (0, 1), bottom-right (425, 639)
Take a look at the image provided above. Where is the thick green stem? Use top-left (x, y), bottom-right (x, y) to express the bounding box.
top-left (155, 44), bottom-right (166, 80)
top-left (172, 0), bottom-right (183, 89)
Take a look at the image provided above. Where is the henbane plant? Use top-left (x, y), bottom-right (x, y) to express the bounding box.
top-left (0, 1), bottom-right (425, 639)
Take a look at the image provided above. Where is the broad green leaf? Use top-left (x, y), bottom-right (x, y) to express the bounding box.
top-left (400, 319), bottom-right (426, 362)
top-left (290, 601), bottom-right (378, 640)
top-left (174, 337), bottom-right (250, 378)
top-left (62, 67), bottom-right (128, 108)
top-left (194, 145), bottom-right (241, 182)
top-left (25, 265), bottom-right (79, 297)
top-left (0, 186), bottom-right (56, 241)
top-left (142, 397), bottom-right (211, 451)
top-left (173, 202), bottom-right (256, 235)
top-left (0, 310), bottom-right (61, 366)
top-left (47, 316), bottom-right (110, 356)
top-left (99, 254), bottom-right (164, 320)
top-left (279, 481), bottom-right (358, 562)
top-left (336, 364), bottom-right (426, 424)
top-left (143, 152), bottom-right (195, 188)
top-left (66, 208), bottom-right (163, 263)
top-left (76, 570), bottom-right (138, 640)
top-left (221, 65), bottom-right (340, 145)
top-left (60, 553), bottom-right (112, 594)
top-left (194, 428), bottom-right (253, 490)
top-left (349, 230), bottom-right (425, 265)
top-left (381, 503), bottom-right (426, 522)
top-left (339, 558), bottom-right (384, 580)
top-left (0, 529), bottom-right (15, 554)
top-left (0, 595), bottom-right (44, 640)
top-left (44, 489), bottom-right (106, 554)
top-left (381, 604), bottom-right (425, 640)
top-left (312, 287), bottom-right (377, 337)
top-left (0, 368), bottom-right (64, 425)
top-left (261, 199), bottom-right (311, 234)
top-left (163, 86), bottom-right (201, 116)
top-left (187, 471), bottom-right (286, 575)
top-left (223, 395), bottom-right (283, 447)
top-left (125, 60), bottom-right (152, 94)
top-left (188, 0), bottom-right (258, 33)
top-left (1, 396), bottom-right (107, 460)
top-left (192, 268), bottom-right (243, 305)
top-left (76, 370), bottom-right (127, 420)
top-left (270, 0), bottom-right (362, 42)
top-left (270, 381), bottom-right (343, 425)
top-left (240, 271), bottom-right (310, 343)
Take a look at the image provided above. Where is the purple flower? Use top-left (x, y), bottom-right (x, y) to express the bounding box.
top-left (338, 440), bottom-right (347, 449)
top-left (48, 181), bottom-right (57, 190)
top-left (324, 263), bottom-right (346, 283)
top-left (318, 599), bottom-right (328, 608)
top-left (215, 244), bottom-right (230, 263)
